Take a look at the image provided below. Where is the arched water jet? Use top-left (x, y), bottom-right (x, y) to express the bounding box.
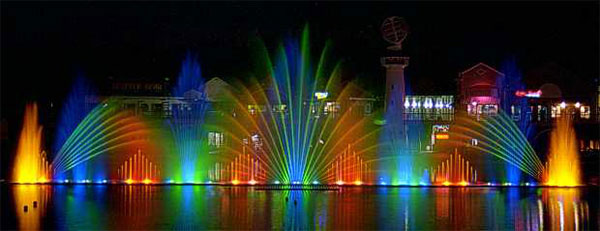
top-left (51, 100), bottom-right (151, 177)
top-left (448, 112), bottom-right (544, 182)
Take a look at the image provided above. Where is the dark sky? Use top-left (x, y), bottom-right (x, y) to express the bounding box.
top-left (2, 1), bottom-right (599, 118)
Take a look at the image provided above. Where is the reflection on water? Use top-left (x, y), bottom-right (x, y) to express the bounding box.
top-left (3, 185), bottom-right (598, 230)
top-left (12, 185), bottom-right (51, 230)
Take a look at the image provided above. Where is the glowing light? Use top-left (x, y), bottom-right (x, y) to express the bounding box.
top-left (336, 180), bottom-right (345, 185)
top-left (435, 134), bottom-right (449, 140)
top-left (125, 179), bottom-right (133, 184)
top-left (353, 180), bottom-right (362, 185)
top-left (380, 181), bottom-right (387, 185)
top-left (143, 179), bottom-right (152, 184)
top-left (574, 102), bottom-right (581, 108)
top-left (249, 180), bottom-right (257, 185)
top-left (515, 90), bottom-right (542, 98)
top-left (274, 180), bottom-right (280, 184)
top-left (459, 181), bottom-right (469, 186)
top-left (314, 92), bottom-right (329, 100)
top-left (231, 180), bottom-right (240, 185)
top-left (102, 180), bottom-right (108, 184)
top-left (442, 181), bottom-right (451, 186)
top-left (560, 102), bottom-right (566, 109)
top-left (312, 180), bottom-right (319, 185)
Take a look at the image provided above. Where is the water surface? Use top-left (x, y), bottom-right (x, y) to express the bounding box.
top-left (2, 185), bottom-right (598, 230)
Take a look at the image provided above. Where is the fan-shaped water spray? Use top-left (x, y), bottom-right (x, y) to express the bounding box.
top-left (212, 26), bottom-right (378, 184)
top-left (449, 112), bottom-right (544, 181)
top-left (51, 100), bottom-right (151, 176)
top-left (163, 52), bottom-right (210, 183)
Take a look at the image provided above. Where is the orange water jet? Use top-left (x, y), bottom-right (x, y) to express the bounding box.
top-left (12, 103), bottom-right (51, 183)
top-left (543, 118), bottom-right (581, 186)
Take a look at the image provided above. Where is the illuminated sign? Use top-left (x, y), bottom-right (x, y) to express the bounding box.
top-left (435, 134), bottom-right (449, 140)
top-left (315, 92), bottom-right (329, 100)
top-left (515, 90), bottom-right (541, 98)
top-left (433, 125), bottom-right (450, 140)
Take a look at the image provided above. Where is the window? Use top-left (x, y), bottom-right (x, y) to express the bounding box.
top-left (364, 103), bottom-right (372, 115)
top-left (208, 131), bottom-right (224, 148)
top-left (140, 104), bottom-right (149, 112)
top-left (248, 105), bottom-right (264, 115)
top-left (251, 133), bottom-right (262, 150)
top-left (511, 105), bottom-right (521, 121)
top-left (324, 102), bottom-right (340, 114)
top-left (580, 106), bottom-right (590, 119)
top-left (479, 104), bottom-right (498, 116)
top-left (272, 104), bottom-right (287, 113)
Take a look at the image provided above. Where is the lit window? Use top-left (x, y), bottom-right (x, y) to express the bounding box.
top-left (272, 104), bottom-right (287, 113)
top-left (251, 133), bottom-right (262, 150)
top-left (580, 106), bottom-right (590, 119)
top-left (324, 102), bottom-right (340, 114)
top-left (208, 131), bottom-right (224, 147)
top-left (511, 105), bottom-right (521, 121)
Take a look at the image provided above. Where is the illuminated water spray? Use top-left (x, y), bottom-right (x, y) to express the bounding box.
top-left (216, 25), bottom-right (377, 184)
top-left (12, 103), bottom-right (51, 183)
top-left (165, 52), bottom-right (210, 183)
top-left (51, 101), bottom-right (150, 178)
top-left (450, 112), bottom-right (545, 182)
top-left (543, 118), bottom-right (581, 186)
top-left (52, 76), bottom-right (99, 181)
top-left (429, 149), bottom-right (477, 186)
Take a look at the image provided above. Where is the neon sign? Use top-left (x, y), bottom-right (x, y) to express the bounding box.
top-left (515, 90), bottom-right (541, 98)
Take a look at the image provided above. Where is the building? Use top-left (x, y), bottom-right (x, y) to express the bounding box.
top-left (458, 63), bottom-right (505, 118)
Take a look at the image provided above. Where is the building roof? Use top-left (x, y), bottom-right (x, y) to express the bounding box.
top-left (203, 77), bottom-right (236, 102)
top-left (460, 62), bottom-right (505, 77)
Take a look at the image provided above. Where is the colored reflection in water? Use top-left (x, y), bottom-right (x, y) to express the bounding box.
top-left (4, 186), bottom-right (598, 230)
top-left (12, 185), bottom-right (51, 230)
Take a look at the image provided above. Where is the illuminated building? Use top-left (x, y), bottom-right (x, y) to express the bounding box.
top-left (458, 63), bottom-right (505, 118)
top-left (403, 95), bottom-right (454, 121)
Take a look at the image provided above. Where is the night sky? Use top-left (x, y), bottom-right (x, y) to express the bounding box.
top-left (1, 2), bottom-right (598, 122)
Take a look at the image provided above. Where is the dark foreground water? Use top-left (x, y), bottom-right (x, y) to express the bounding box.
top-left (1, 185), bottom-right (598, 230)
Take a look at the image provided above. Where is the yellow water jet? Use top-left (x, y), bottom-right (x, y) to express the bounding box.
top-left (12, 103), bottom-right (51, 183)
top-left (543, 118), bottom-right (581, 186)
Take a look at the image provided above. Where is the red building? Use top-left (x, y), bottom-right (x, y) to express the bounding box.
top-left (458, 63), bottom-right (505, 117)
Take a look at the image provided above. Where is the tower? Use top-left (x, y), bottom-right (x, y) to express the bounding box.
top-left (381, 17), bottom-right (409, 144)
